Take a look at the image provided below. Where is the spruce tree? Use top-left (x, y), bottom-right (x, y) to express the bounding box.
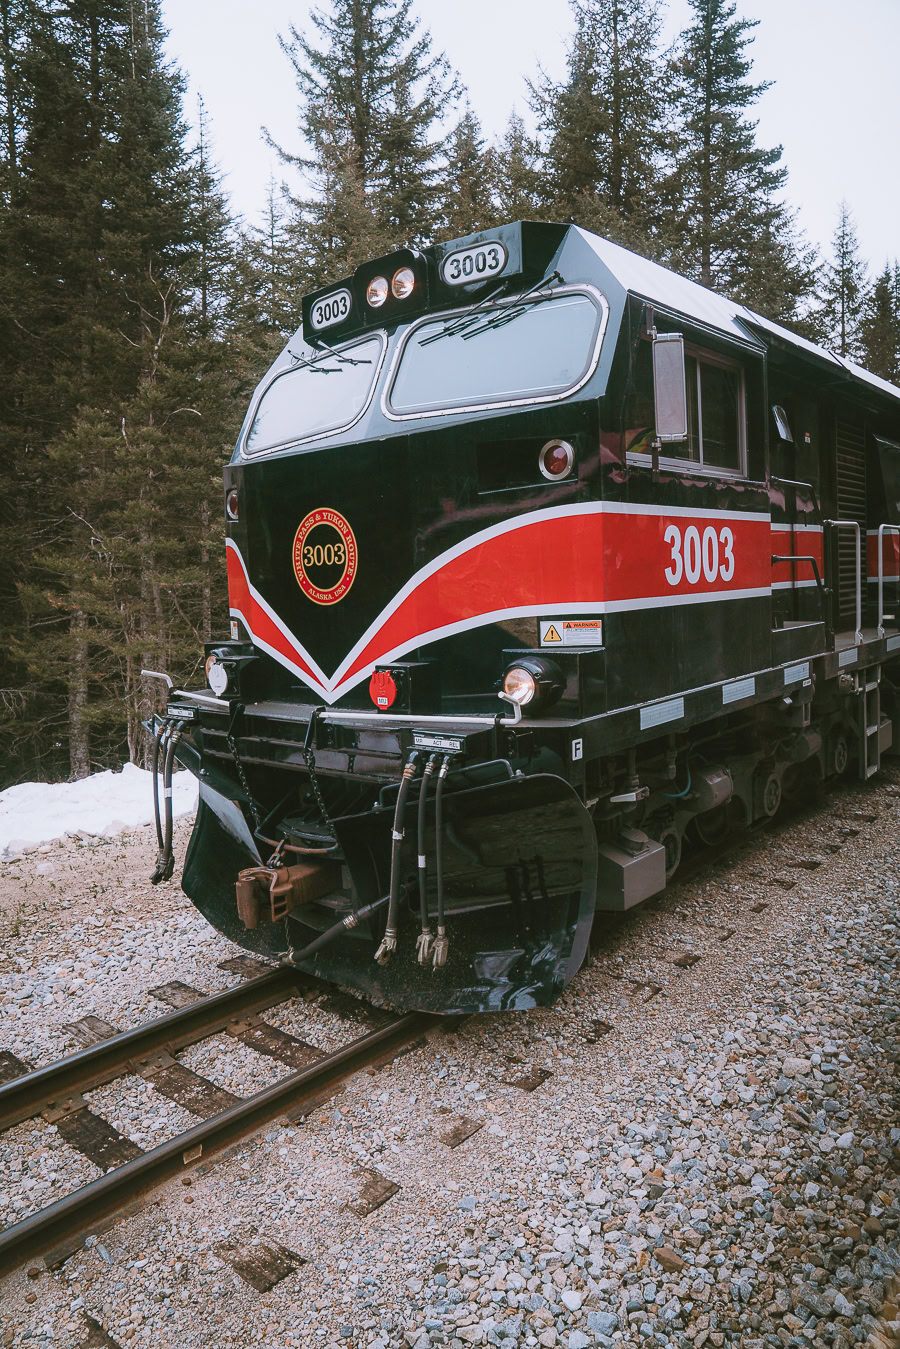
top-left (818, 200), bottom-right (868, 361)
top-left (1, 0), bottom-right (237, 781)
top-left (442, 104), bottom-right (497, 240)
top-left (860, 263), bottom-right (899, 382)
top-left (531, 0), bottom-right (666, 235)
top-left (494, 112), bottom-right (542, 222)
top-left (664, 0), bottom-right (815, 325)
top-left (271, 0), bottom-right (459, 281)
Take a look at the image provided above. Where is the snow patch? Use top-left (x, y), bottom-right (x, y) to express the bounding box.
top-left (0, 762), bottom-right (198, 857)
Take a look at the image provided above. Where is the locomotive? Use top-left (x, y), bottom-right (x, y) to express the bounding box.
top-left (146, 221), bottom-right (900, 1014)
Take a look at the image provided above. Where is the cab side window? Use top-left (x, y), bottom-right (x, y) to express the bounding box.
top-left (626, 340), bottom-right (746, 475)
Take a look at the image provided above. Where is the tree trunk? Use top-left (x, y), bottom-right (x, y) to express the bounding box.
top-left (67, 608), bottom-right (90, 779)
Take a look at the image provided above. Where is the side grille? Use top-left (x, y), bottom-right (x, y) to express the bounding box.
top-left (835, 422), bottom-right (867, 621)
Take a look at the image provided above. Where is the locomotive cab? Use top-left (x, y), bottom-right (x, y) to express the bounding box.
top-left (149, 221), bottom-right (900, 1014)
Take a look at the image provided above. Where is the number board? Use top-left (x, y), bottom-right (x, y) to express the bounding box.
top-left (440, 241), bottom-right (508, 287)
top-left (310, 288), bottom-right (352, 332)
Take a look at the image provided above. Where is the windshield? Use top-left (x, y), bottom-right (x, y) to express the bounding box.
top-left (387, 289), bottom-right (606, 417)
top-left (244, 334), bottom-right (384, 454)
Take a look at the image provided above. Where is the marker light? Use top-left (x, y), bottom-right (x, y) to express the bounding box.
top-left (391, 266), bottom-right (415, 299)
top-left (205, 654), bottom-right (229, 697)
top-left (539, 439), bottom-right (575, 480)
top-left (225, 487), bottom-right (239, 521)
top-left (503, 666), bottom-right (536, 706)
top-left (366, 276), bottom-right (389, 307)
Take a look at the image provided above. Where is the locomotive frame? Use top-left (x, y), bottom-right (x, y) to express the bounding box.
top-left (147, 220), bottom-right (900, 1014)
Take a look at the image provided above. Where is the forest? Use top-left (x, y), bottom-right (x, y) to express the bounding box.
top-left (0, 0), bottom-right (897, 789)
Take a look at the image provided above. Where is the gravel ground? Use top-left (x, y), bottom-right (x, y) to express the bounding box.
top-left (0, 773), bottom-right (897, 1349)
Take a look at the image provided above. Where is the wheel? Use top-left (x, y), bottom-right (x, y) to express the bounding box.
top-left (657, 825), bottom-right (682, 880)
top-left (831, 734), bottom-right (849, 778)
top-left (760, 771), bottom-right (782, 818)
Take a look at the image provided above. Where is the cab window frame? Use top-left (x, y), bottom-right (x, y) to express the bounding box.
top-left (239, 330), bottom-right (388, 459)
top-left (626, 338), bottom-right (748, 478)
top-left (382, 284), bottom-right (610, 421)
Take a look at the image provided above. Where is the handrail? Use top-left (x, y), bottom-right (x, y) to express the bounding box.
top-left (824, 519), bottom-right (863, 644)
top-left (771, 554), bottom-right (830, 636)
top-left (877, 523), bottom-right (900, 637)
top-left (769, 474), bottom-right (823, 525)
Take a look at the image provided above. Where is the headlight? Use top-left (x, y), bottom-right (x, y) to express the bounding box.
top-left (502, 657), bottom-right (564, 713)
top-left (225, 487), bottom-right (239, 521)
top-left (366, 276), bottom-right (389, 307)
top-left (503, 666), bottom-right (537, 706)
top-left (391, 266), bottom-right (415, 299)
top-left (205, 655), bottom-right (229, 697)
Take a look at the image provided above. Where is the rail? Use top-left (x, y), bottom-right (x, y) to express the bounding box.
top-left (769, 474), bottom-right (823, 525)
top-left (877, 523), bottom-right (900, 637)
top-left (824, 519), bottom-right (863, 644)
top-left (0, 1010), bottom-right (434, 1277)
top-left (0, 967), bottom-right (307, 1131)
top-left (770, 553), bottom-right (830, 636)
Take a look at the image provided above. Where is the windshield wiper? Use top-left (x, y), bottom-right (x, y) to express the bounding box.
top-left (460, 272), bottom-right (564, 342)
top-left (417, 280), bottom-right (513, 347)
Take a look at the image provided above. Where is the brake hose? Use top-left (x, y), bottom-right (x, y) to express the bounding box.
top-left (374, 751), bottom-right (420, 965)
top-left (431, 755), bottom-right (453, 969)
top-left (415, 754), bottom-right (439, 964)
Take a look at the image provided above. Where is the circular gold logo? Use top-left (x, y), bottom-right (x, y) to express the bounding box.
top-left (292, 508), bottom-right (358, 605)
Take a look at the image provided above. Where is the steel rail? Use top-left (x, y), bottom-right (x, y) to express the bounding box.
top-left (0, 966), bottom-right (311, 1131)
top-left (0, 1010), bottom-right (435, 1278)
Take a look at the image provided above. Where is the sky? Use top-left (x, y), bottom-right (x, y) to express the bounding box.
top-left (162, 0), bottom-right (899, 273)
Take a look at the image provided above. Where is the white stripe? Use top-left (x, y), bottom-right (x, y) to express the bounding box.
top-left (328, 501), bottom-right (769, 688)
top-left (772, 579), bottom-right (819, 590)
top-left (770, 522), bottom-right (823, 533)
top-left (228, 506), bottom-right (772, 702)
top-left (226, 539), bottom-right (331, 689)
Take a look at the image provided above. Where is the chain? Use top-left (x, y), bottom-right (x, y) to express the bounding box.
top-left (303, 733), bottom-right (335, 832)
top-left (226, 716), bottom-right (263, 835)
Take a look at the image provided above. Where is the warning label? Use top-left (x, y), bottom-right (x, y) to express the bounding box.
top-left (540, 619), bottom-right (604, 647)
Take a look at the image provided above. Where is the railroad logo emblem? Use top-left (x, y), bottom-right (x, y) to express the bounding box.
top-left (292, 508), bottom-right (358, 605)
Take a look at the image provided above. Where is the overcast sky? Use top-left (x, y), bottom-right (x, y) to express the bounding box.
top-left (163, 0), bottom-right (898, 274)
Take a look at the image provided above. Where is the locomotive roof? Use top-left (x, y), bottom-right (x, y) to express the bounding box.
top-left (577, 228), bottom-right (900, 408)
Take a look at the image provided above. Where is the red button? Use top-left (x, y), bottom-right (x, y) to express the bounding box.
top-left (369, 669), bottom-right (398, 710)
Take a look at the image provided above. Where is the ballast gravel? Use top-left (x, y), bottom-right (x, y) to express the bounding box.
top-left (0, 777), bottom-right (898, 1349)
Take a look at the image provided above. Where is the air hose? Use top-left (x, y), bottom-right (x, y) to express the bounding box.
top-left (374, 751), bottom-right (420, 965)
top-left (431, 754), bottom-right (453, 969)
top-left (415, 754), bottom-right (439, 964)
top-left (151, 720), bottom-right (183, 884)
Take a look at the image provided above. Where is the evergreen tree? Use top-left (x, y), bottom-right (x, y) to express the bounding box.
top-left (531, 0), bottom-right (666, 234)
top-left (188, 95), bottom-right (233, 329)
top-left (818, 200), bottom-right (868, 361)
top-left (0, 0), bottom-right (237, 782)
top-left (494, 111), bottom-right (542, 222)
top-left (271, 0), bottom-right (459, 282)
top-left (664, 0), bottom-right (814, 325)
top-left (860, 263), bottom-right (899, 382)
top-left (0, 0), bottom-right (29, 204)
top-left (442, 104), bottom-right (497, 240)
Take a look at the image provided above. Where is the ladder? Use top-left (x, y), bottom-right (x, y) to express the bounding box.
top-left (857, 668), bottom-right (891, 779)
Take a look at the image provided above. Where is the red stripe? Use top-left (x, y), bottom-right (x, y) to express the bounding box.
top-left (339, 511), bottom-right (771, 686)
top-left (770, 527), bottom-right (824, 588)
top-left (226, 546), bottom-right (324, 690)
top-left (867, 532), bottom-right (900, 581)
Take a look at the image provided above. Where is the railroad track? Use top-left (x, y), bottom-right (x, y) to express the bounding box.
top-left (0, 964), bottom-right (437, 1278)
top-left (1, 770), bottom-right (894, 1284)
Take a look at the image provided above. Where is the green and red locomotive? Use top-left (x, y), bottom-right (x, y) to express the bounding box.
top-left (147, 221), bottom-right (900, 1014)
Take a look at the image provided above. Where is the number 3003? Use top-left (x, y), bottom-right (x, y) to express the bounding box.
top-left (664, 524), bottom-right (734, 586)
